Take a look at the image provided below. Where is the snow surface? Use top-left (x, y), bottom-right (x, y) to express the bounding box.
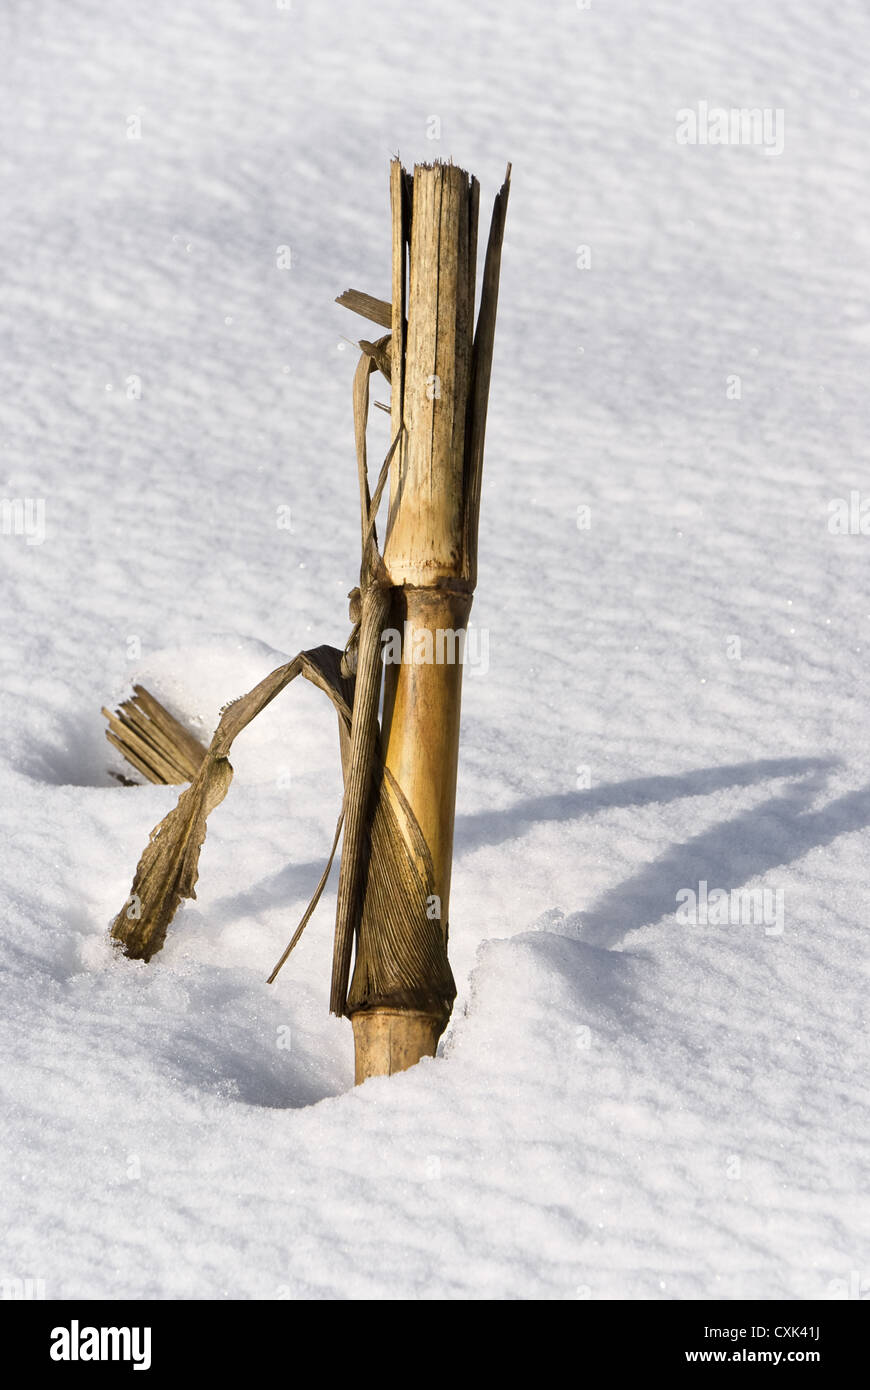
top-left (1, 0), bottom-right (869, 1299)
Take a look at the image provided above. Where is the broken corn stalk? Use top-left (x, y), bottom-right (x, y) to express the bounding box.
top-left (107, 159), bottom-right (510, 1084)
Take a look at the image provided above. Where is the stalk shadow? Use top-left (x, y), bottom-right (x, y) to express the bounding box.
top-left (577, 776), bottom-right (870, 951)
top-left (211, 757), bottom-right (836, 925)
top-left (208, 856), bottom-right (337, 926)
top-left (453, 756), bottom-right (836, 856)
top-left (454, 757), bottom-right (850, 1041)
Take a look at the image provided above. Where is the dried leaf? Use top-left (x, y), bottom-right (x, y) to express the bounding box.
top-left (111, 647), bottom-right (353, 961)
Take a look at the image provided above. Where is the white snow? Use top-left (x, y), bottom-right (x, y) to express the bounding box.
top-left (1, 0), bottom-right (868, 1299)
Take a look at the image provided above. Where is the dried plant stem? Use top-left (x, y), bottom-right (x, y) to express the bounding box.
top-left (106, 158), bottom-right (509, 1098)
top-left (347, 160), bottom-right (508, 1082)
